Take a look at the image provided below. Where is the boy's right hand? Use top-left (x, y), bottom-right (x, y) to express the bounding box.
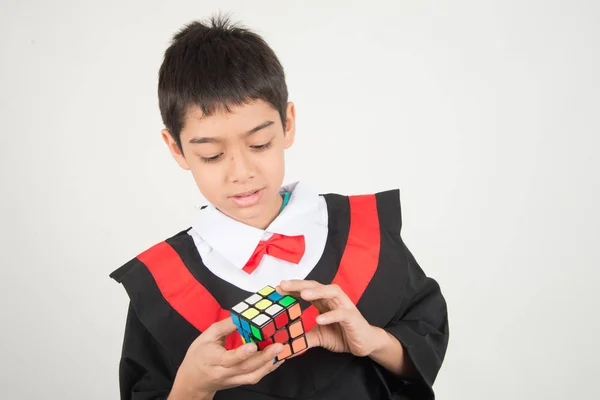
top-left (168, 318), bottom-right (285, 400)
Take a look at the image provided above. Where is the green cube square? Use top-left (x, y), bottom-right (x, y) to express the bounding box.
top-left (251, 325), bottom-right (263, 340)
top-left (279, 296), bottom-right (296, 307)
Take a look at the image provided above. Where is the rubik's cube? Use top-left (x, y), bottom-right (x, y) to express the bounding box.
top-left (230, 285), bottom-right (307, 361)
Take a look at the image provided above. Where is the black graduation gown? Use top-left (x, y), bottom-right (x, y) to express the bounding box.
top-left (110, 190), bottom-right (449, 400)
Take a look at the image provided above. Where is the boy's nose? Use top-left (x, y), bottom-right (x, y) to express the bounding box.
top-left (227, 152), bottom-right (254, 183)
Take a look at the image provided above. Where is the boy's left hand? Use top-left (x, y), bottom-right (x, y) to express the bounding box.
top-left (277, 280), bottom-right (382, 357)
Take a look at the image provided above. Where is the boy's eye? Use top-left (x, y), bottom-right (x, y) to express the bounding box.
top-left (201, 153), bottom-right (223, 163)
top-left (251, 142), bottom-right (272, 151)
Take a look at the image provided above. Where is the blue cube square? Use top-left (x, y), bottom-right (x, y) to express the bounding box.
top-left (230, 312), bottom-right (241, 328)
top-left (268, 291), bottom-right (284, 302)
top-left (241, 318), bottom-right (251, 333)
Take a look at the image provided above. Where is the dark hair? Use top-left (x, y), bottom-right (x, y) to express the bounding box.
top-left (158, 15), bottom-right (288, 150)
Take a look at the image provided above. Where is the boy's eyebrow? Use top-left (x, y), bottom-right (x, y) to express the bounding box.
top-left (188, 120), bottom-right (275, 144)
top-left (188, 136), bottom-right (221, 145)
top-left (246, 120), bottom-right (274, 135)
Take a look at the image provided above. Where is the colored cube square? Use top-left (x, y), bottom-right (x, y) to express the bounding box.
top-left (230, 312), bottom-right (241, 328)
top-left (241, 307), bottom-right (259, 320)
top-left (291, 336), bottom-right (307, 353)
top-left (279, 295), bottom-right (296, 307)
top-left (288, 319), bottom-right (304, 339)
top-left (245, 294), bottom-right (262, 305)
top-left (251, 325), bottom-right (263, 340)
top-left (241, 318), bottom-right (251, 333)
top-left (274, 310), bottom-right (289, 329)
top-left (264, 303), bottom-right (283, 317)
top-left (267, 291), bottom-right (284, 302)
top-left (232, 302), bottom-right (249, 313)
top-left (258, 286), bottom-right (276, 297)
top-left (276, 343), bottom-right (292, 361)
top-left (287, 302), bottom-right (301, 320)
top-left (273, 327), bottom-right (289, 344)
top-left (255, 299), bottom-right (272, 310)
top-left (257, 337), bottom-right (273, 350)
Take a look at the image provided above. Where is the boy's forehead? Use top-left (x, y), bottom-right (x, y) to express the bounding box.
top-left (182, 100), bottom-right (277, 138)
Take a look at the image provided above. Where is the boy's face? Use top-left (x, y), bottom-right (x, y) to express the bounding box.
top-left (162, 100), bottom-right (296, 230)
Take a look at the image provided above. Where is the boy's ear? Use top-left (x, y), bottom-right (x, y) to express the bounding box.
top-left (161, 129), bottom-right (190, 170)
top-left (283, 102), bottom-right (296, 149)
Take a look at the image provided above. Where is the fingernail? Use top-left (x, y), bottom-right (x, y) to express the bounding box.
top-left (303, 290), bottom-right (313, 298)
top-left (316, 315), bottom-right (325, 323)
top-left (245, 344), bottom-right (257, 354)
top-left (273, 344), bottom-right (284, 355)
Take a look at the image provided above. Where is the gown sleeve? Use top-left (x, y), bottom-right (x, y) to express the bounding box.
top-left (381, 241), bottom-right (449, 399)
top-left (118, 303), bottom-right (177, 400)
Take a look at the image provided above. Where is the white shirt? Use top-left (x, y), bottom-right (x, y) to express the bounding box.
top-left (188, 181), bottom-right (329, 292)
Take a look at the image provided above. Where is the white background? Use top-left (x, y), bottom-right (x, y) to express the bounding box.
top-left (1, 0), bottom-right (599, 399)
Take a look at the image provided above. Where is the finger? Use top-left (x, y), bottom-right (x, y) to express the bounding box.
top-left (315, 308), bottom-right (355, 326)
top-left (276, 280), bottom-right (322, 300)
top-left (277, 286), bottom-right (329, 315)
top-left (230, 355), bottom-right (286, 387)
top-left (304, 329), bottom-right (320, 349)
top-left (200, 318), bottom-right (239, 343)
top-left (279, 279), bottom-right (322, 294)
top-left (300, 284), bottom-right (354, 308)
top-left (274, 286), bottom-right (301, 300)
top-left (224, 343), bottom-right (284, 377)
top-left (218, 343), bottom-right (259, 368)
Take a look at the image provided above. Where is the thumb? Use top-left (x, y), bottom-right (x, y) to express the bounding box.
top-left (200, 318), bottom-right (239, 343)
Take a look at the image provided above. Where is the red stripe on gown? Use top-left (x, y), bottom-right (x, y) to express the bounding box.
top-left (138, 242), bottom-right (243, 349)
top-left (301, 194), bottom-right (381, 332)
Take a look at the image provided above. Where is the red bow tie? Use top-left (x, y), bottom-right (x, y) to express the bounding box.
top-left (242, 233), bottom-right (306, 274)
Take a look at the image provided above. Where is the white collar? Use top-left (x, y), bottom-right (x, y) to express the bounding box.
top-left (191, 181), bottom-right (321, 270)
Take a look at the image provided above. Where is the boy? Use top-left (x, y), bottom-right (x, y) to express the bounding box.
top-left (110, 15), bottom-right (448, 400)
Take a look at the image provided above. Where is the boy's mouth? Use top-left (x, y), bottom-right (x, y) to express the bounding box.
top-left (230, 188), bottom-right (264, 207)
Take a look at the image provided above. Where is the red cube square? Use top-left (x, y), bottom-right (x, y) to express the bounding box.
top-left (274, 311), bottom-right (289, 329)
top-left (258, 337), bottom-right (273, 350)
top-left (273, 328), bottom-right (289, 344)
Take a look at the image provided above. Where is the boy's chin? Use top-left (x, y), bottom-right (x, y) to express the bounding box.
top-left (218, 202), bottom-right (257, 218)
top-left (224, 203), bottom-right (279, 229)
